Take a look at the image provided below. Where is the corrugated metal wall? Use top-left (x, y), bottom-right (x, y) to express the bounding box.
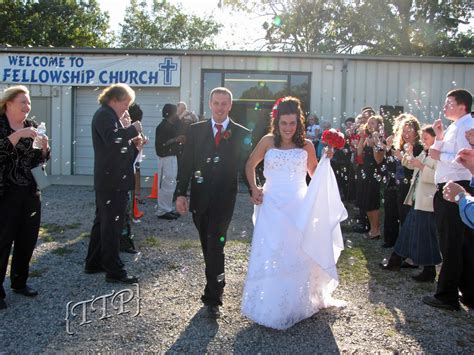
top-left (181, 54), bottom-right (473, 127)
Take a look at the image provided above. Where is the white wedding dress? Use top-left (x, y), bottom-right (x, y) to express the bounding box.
top-left (241, 148), bottom-right (348, 330)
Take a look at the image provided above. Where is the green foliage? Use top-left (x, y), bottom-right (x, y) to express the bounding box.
top-left (119, 0), bottom-right (222, 49)
top-left (224, 0), bottom-right (473, 56)
top-left (0, 0), bottom-right (112, 47)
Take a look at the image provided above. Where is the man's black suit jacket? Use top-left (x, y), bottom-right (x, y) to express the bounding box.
top-left (175, 119), bottom-right (251, 220)
top-left (91, 104), bottom-right (139, 191)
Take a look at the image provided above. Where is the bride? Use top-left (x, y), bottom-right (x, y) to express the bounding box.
top-left (241, 96), bottom-right (347, 330)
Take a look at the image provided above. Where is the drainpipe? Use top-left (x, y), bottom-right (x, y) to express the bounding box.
top-left (340, 59), bottom-right (349, 125)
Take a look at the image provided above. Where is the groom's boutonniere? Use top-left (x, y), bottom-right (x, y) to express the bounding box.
top-left (222, 129), bottom-right (232, 141)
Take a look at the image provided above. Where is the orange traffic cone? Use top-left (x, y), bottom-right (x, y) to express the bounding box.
top-left (147, 173), bottom-right (158, 199)
top-left (133, 197), bottom-right (144, 219)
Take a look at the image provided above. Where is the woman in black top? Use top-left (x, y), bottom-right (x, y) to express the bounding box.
top-left (0, 85), bottom-right (50, 310)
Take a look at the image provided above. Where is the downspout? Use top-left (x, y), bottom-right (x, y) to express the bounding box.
top-left (340, 59), bottom-right (349, 124)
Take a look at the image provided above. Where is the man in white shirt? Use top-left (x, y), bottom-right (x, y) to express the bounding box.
top-left (423, 89), bottom-right (474, 311)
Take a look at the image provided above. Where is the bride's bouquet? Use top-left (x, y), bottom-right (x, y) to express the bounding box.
top-left (321, 129), bottom-right (345, 150)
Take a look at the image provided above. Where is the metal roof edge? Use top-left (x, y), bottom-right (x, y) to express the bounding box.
top-left (1, 46), bottom-right (473, 64)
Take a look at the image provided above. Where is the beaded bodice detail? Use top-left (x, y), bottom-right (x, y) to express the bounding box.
top-left (264, 148), bottom-right (308, 178)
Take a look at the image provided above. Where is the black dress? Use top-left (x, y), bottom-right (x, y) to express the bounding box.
top-left (382, 149), bottom-right (400, 246)
top-left (356, 145), bottom-right (382, 212)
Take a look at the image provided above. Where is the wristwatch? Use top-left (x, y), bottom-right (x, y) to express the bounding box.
top-left (454, 192), bottom-right (466, 203)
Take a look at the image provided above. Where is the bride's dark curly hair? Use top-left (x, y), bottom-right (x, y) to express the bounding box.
top-left (271, 96), bottom-right (306, 148)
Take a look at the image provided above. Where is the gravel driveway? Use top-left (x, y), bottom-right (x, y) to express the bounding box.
top-left (0, 185), bottom-right (473, 353)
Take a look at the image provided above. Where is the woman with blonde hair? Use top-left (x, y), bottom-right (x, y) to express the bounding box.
top-left (0, 85), bottom-right (50, 310)
top-left (391, 114), bottom-right (423, 251)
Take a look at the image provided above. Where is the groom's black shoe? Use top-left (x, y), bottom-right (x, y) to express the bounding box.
top-left (207, 305), bottom-right (221, 319)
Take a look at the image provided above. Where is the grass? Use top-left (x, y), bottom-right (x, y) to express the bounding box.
top-left (40, 234), bottom-right (55, 243)
top-left (40, 223), bottom-right (63, 234)
top-left (338, 242), bottom-right (371, 283)
top-left (39, 222), bottom-right (82, 242)
top-left (178, 240), bottom-right (199, 250)
top-left (374, 304), bottom-right (393, 320)
top-left (227, 238), bottom-right (251, 245)
top-left (64, 223), bottom-right (81, 229)
top-left (51, 247), bottom-right (73, 256)
top-left (143, 236), bottom-right (160, 248)
top-left (29, 268), bottom-right (48, 278)
top-left (78, 232), bottom-right (90, 239)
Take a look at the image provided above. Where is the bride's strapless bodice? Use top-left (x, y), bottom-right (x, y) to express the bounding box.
top-left (263, 148), bottom-right (308, 190)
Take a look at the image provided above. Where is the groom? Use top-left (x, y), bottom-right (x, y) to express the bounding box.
top-left (175, 87), bottom-right (251, 318)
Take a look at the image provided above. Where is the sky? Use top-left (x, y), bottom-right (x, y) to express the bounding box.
top-left (98, 0), bottom-right (267, 50)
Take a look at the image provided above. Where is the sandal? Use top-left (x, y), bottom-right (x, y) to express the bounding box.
top-left (367, 232), bottom-right (380, 240)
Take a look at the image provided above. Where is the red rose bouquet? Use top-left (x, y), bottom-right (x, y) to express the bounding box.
top-left (321, 128), bottom-right (345, 150)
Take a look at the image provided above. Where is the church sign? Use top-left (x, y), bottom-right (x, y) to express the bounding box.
top-left (0, 54), bottom-right (180, 87)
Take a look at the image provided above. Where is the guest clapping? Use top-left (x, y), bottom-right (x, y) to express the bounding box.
top-left (380, 125), bottom-right (441, 283)
top-left (392, 115), bottom-right (423, 227)
top-left (356, 115), bottom-right (385, 240)
top-left (0, 85), bottom-right (50, 310)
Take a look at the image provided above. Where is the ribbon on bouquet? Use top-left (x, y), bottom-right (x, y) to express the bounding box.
top-left (295, 153), bottom-right (348, 280)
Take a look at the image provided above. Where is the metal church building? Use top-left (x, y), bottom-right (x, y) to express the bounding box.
top-left (1, 47), bottom-right (473, 183)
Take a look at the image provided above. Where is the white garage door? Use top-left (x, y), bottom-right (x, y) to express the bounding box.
top-left (74, 86), bottom-right (180, 177)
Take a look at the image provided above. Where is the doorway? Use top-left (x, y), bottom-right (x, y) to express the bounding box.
top-left (230, 101), bottom-right (272, 145)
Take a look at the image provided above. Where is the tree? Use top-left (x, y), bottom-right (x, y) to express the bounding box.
top-left (224, 0), bottom-right (473, 56)
top-left (0, 0), bottom-right (112, 47)
top-left (119, 0), bottom-right (222, 50)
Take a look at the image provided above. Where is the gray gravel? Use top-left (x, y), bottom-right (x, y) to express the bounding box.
top-left (0, 185), bottom-right (473, 353)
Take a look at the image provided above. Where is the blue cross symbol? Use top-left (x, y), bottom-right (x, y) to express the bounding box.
top-left (158, 57), bottom-right (178, 85)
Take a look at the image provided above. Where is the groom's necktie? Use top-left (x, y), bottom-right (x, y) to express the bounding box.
top-left (214, 124), bottom-right (223, 147)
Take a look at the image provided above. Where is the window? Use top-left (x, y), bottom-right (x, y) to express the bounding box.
top-left (201, 70), bottom-right (311, 117)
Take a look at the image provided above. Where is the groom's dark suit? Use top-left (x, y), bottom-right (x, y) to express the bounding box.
top-left (176, 118), bottom-right (251, 306)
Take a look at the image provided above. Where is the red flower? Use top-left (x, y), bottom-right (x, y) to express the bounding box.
top-left (271, 97), bottom-right (285, 119)
top-left (321, 129), bottom-right (345, 150)
top-left (222, 129), bottom-right (232, 140)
